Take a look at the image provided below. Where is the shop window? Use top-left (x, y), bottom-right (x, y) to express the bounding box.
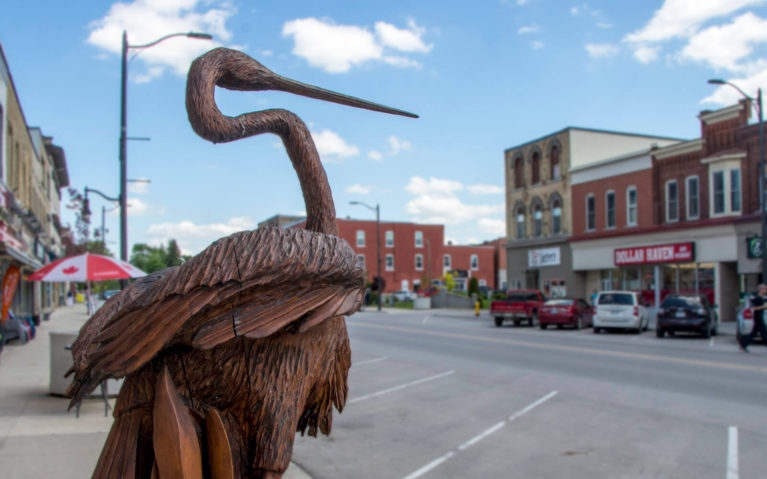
top-left (415, 230), bottom-right (423, 247)
top-left (686, 176), bottom-right (699, 220)
top-left (552, 200), bottom-right (562, 234)
top-left (516, 207), bottom-right (526, 238)
top-left (415, 254), bottom-right (423, 270)
top-left (710, 165), bottom-right (742, 216)
top-left (385, 230), bottom-right (394, 247)
top-left (550, 145), bottom-right (560, 180)
top-left (356, 230), bottom-right (365, 247)
top-left (385, 254), bottom-right (394, 271)
top-left (586, 194), bottom-right (596, 231)
top-left (532, 152), bottom-right (540, 184)
top-left (470, 254), bottom-right (478, 270)
top-left (514, 157), bottom-right (524, 188)
top-left (626, 187), bottom-right (637, 226)
top-left (356, 254), bottom-right (365, 270)
top-left (606, 191), bottom-right (616, 228)
top-left (443, 254), bottom-right (451, 268)
top-left (666, 180), bottom-right (679, 222)
top-left (533, 204), bottom-right (543, 237)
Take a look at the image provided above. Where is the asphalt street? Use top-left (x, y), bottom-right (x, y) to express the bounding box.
top-left (291, 309), bottom-right (767, 479)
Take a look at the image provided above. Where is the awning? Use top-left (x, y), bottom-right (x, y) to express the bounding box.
top-left (0, 243), bottom-right (44, 271)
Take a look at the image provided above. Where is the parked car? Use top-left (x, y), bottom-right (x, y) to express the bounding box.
top-left (656, 293), bottom-right (719, 338)
top-left (539, 298), bottom-right (593, 330)
top-left (593, 291), bottom-right (649, 334)
top-left (392, 290), bottom-right (416, 302)
top-left (490, 289), bottom-right (546, 327)
top-left (100, 289), bottom-right (121, 300)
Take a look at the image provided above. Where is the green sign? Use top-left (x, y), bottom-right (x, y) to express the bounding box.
top-left (748, 238), bottom-right (766, 258)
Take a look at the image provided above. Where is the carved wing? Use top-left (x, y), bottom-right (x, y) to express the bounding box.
top-left (67, 227), bottom-right (364, 404)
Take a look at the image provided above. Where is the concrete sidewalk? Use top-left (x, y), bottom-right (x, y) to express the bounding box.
top-left (0, 303), bottom-right (311, 478)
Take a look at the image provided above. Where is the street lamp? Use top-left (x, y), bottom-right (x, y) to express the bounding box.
top-left (350, 201), bottom-right (382, 311)
top-left (119, 30), bottom-right (212, 271)
top-left (708, 79), bottom-right (766, 280)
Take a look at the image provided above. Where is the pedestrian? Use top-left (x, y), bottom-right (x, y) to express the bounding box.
top-left (740, 283), bottom-right (767, 352)
top-left (590, 288), bottom-right (598, 306)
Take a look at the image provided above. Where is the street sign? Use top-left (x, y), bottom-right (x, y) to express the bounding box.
top-left (747, 237), bottom-right (765, 258)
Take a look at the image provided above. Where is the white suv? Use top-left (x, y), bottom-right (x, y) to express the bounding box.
top-left (593, 291), bottom-right (649, 334)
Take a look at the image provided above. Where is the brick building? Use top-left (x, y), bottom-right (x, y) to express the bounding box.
top-left (569, 100), bottom-right (761, 320)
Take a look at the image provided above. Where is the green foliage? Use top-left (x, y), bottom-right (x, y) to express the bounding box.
top-left (444, 272), bottom-right (454, 293)
top-left (166, 239), bottom-right (182, 267)
top-left (468, 277), bottom-right (479, 296)
top-left (130, 239), bottom-right (186, 274)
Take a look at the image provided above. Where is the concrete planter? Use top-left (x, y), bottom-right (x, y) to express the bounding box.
top-left (414, 296), bottom-right (431, 310)
top-left (50, 331), bottom-right (123, 397)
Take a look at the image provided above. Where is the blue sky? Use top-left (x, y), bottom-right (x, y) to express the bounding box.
top-left (3, 0), bottom-right (767, 255)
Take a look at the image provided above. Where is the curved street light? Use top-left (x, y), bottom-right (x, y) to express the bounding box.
top-left (119, 30), bottom-right (212, 286)
top-left (708, 79), bottom-right (766, 280)
top-left (350, 201), bottom-right (382, 311)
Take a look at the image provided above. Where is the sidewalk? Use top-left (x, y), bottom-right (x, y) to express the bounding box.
top-left (0, 302), bottom-right (311, 478)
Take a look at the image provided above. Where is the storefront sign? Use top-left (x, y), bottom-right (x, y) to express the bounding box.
top-left (1, 266), bottom-right (20, 326)
top-left (528, 247), bottom-right (561, 267)
top-left (747, 237), bottom-right (765, 258)
top-left (614, 242), bottom-right (694, 266)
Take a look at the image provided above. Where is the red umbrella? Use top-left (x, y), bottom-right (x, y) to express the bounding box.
top-left (28, 253), bottom-right (147, 282)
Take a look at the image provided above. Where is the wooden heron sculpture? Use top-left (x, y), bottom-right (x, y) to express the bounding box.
top-left (66, 47), bottom-right (417, 478)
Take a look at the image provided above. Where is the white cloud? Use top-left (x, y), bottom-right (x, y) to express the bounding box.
top-left (478, 218), bottom-right (506, 236)
top-left (282, 17), bottom-right (431, 74)
top-left (87, 0), bottom-right (233, 82)
top-left (126, 197), bottom-right (157, 216)
top-left (405, 176), bottom-right (463, 195)
top-left (146, 216), bottom-right (256, 255)
top-left (585, 43), bottom-right (619, 59)
top-left (311, 129), bottom-right (360, 161)
top-left (128, 180), bottom-right (151, 194)
top-left (531, 41), bottom-right (544, 50)
top-left (345, 184), bottom-right (372, 195)
top-left (633, 45), bottom-right (660, 63)
top-left (680, 12), bottom-right (767, 72)
top-left (596, 22), bottom-right (613, 29)
top-left (388, 135), bottom-right (412, 155)
top-left (468, 184), bottom-right (504, 195)
top-left (368, 150), bottom-right (384, 161)
top-left (518, 25), bottom-right (539, 35)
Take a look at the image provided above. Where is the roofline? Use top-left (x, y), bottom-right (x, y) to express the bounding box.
top-left (0, 41), bottom-right (40, 167)
top-left (569, 146), bottom-right (655, 174)
top-left (503, 126), bottom-right (686, 154)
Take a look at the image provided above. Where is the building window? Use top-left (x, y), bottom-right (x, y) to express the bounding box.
top-left (514, 157), bottom-right (524, 188)
top-left (385, 254), bottom-right (394, 271)
top-left (626, 187), bottom-right (637, 226)
top-left (532, 152), bottom-right (540, 184)
top-left (470, 254), bottom-right (478, 270)
top-left (415, 230), bottom-right (423, 247)
top-left (605, 191), bottom-right (616, 228)
top-left (552, 200), bottom-right (562, 234)
top-left (686, 176), bottom-right (699, 220)
top-left (356, 254), bottom-right (365, 270)
top-left (731, 169), bottom-right (741, 212)
top-left (443, 254), bottom-right (451, 268)
top-left (710, 165), bottom-right (742, 216)
top-left (356, 230), bottom-right (365, 247)
top-left (385, 230), bottom-right (394, 247)
top-left (516, 207), bottom-right (526, 238)
top-left (666, 180), bottom-right (679, 222)
top-left (586, 194), bottom-right (596, 231)
top-left (415, 254), bottom-right (424, 270)
top-left (533, 204), bottom-right (542, 237)
top-left (550, 145), bottom-right (560, 180)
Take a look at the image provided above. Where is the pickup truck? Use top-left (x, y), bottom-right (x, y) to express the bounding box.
top-left (490, 290), bottom-right (547, 327)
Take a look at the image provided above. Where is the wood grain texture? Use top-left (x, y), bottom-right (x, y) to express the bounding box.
top-left (206, 409), bottom-right (235, 479)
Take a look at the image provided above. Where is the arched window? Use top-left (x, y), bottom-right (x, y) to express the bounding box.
top-left (532, 152), bottom-right (540, 184)
top-left (533, 203), bottom-right (543, 237)
top-left (552, 199), bottom-right (562, 234)
top-left (516, 207), bottom-right (526, 238)
top-left (550, 145), bottom-right (560, 180)
top-left (514, 157), bottom-right (524, 188)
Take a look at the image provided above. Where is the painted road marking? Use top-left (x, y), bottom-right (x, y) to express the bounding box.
top-left (349, 370), bottom-right (455, 404)
top-left (403, 391), bottom-right (558, 479)
top-left (423, 315), bottom-right (430, 324)
top-left (349, 322), bottom-right (767, 373)
top-left (354, 356), bottom-right (388, 367)
top-left (727, 426), bottom-right (738, 479)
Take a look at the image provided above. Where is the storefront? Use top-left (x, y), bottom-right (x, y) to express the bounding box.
top-left (507, 239), bottom-right (585, 299)
top-left (571, 224), bottom-right (743, 321)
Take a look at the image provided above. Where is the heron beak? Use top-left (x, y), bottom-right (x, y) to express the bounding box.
top-left (268, 73), bottom-right (419, 119)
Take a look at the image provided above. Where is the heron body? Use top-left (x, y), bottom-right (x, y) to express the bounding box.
top-left (67, 48), bottom-right (415, 478)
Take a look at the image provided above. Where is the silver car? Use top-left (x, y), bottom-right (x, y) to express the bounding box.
top-left (593, 290), bottom-right (649, 334)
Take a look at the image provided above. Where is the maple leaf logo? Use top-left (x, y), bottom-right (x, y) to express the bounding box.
top-left (62, 266), bottom-right (79, 275)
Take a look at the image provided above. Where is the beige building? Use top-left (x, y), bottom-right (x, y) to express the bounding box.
top-left (503, 127), bottom-right (680, 298)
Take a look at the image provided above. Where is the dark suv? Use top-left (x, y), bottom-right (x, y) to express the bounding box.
top-left (656, 293), bottom-right (719, 338)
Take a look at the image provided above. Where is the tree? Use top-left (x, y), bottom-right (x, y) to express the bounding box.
top-left (444, 272), bottom-right (454, 293)
top-left (468, 277), bottom-right (479, 296)
top-left (166, 239), bottom-right (182, 267)
top-left (131, 243), bottom-right (168, 274)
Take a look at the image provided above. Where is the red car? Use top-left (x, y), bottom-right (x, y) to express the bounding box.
top-left (539, 298), bottom-right (593, 330)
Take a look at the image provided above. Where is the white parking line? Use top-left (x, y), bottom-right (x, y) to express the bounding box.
top-left (350, 370), bottom-right (455, 404)
top-left (709, 338), bottom-right (715, 348)
top-left (402, 390), bottom-right (558, 479)
top-left (423, 315), bottom-right (430, 324)
top-left (727, 426), bottom-right (738, 479)
top-left (354, 356), bottom-right (388, 367)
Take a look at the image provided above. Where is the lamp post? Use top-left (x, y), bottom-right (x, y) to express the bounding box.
top-left (350, 201), bottom-right (382, 311)
top-left (119, 30), bottom-right (212, 271)
top-left (83, 187), bottom-right (119, 247)
top-left (708, 79), bottom-right (766, 280)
